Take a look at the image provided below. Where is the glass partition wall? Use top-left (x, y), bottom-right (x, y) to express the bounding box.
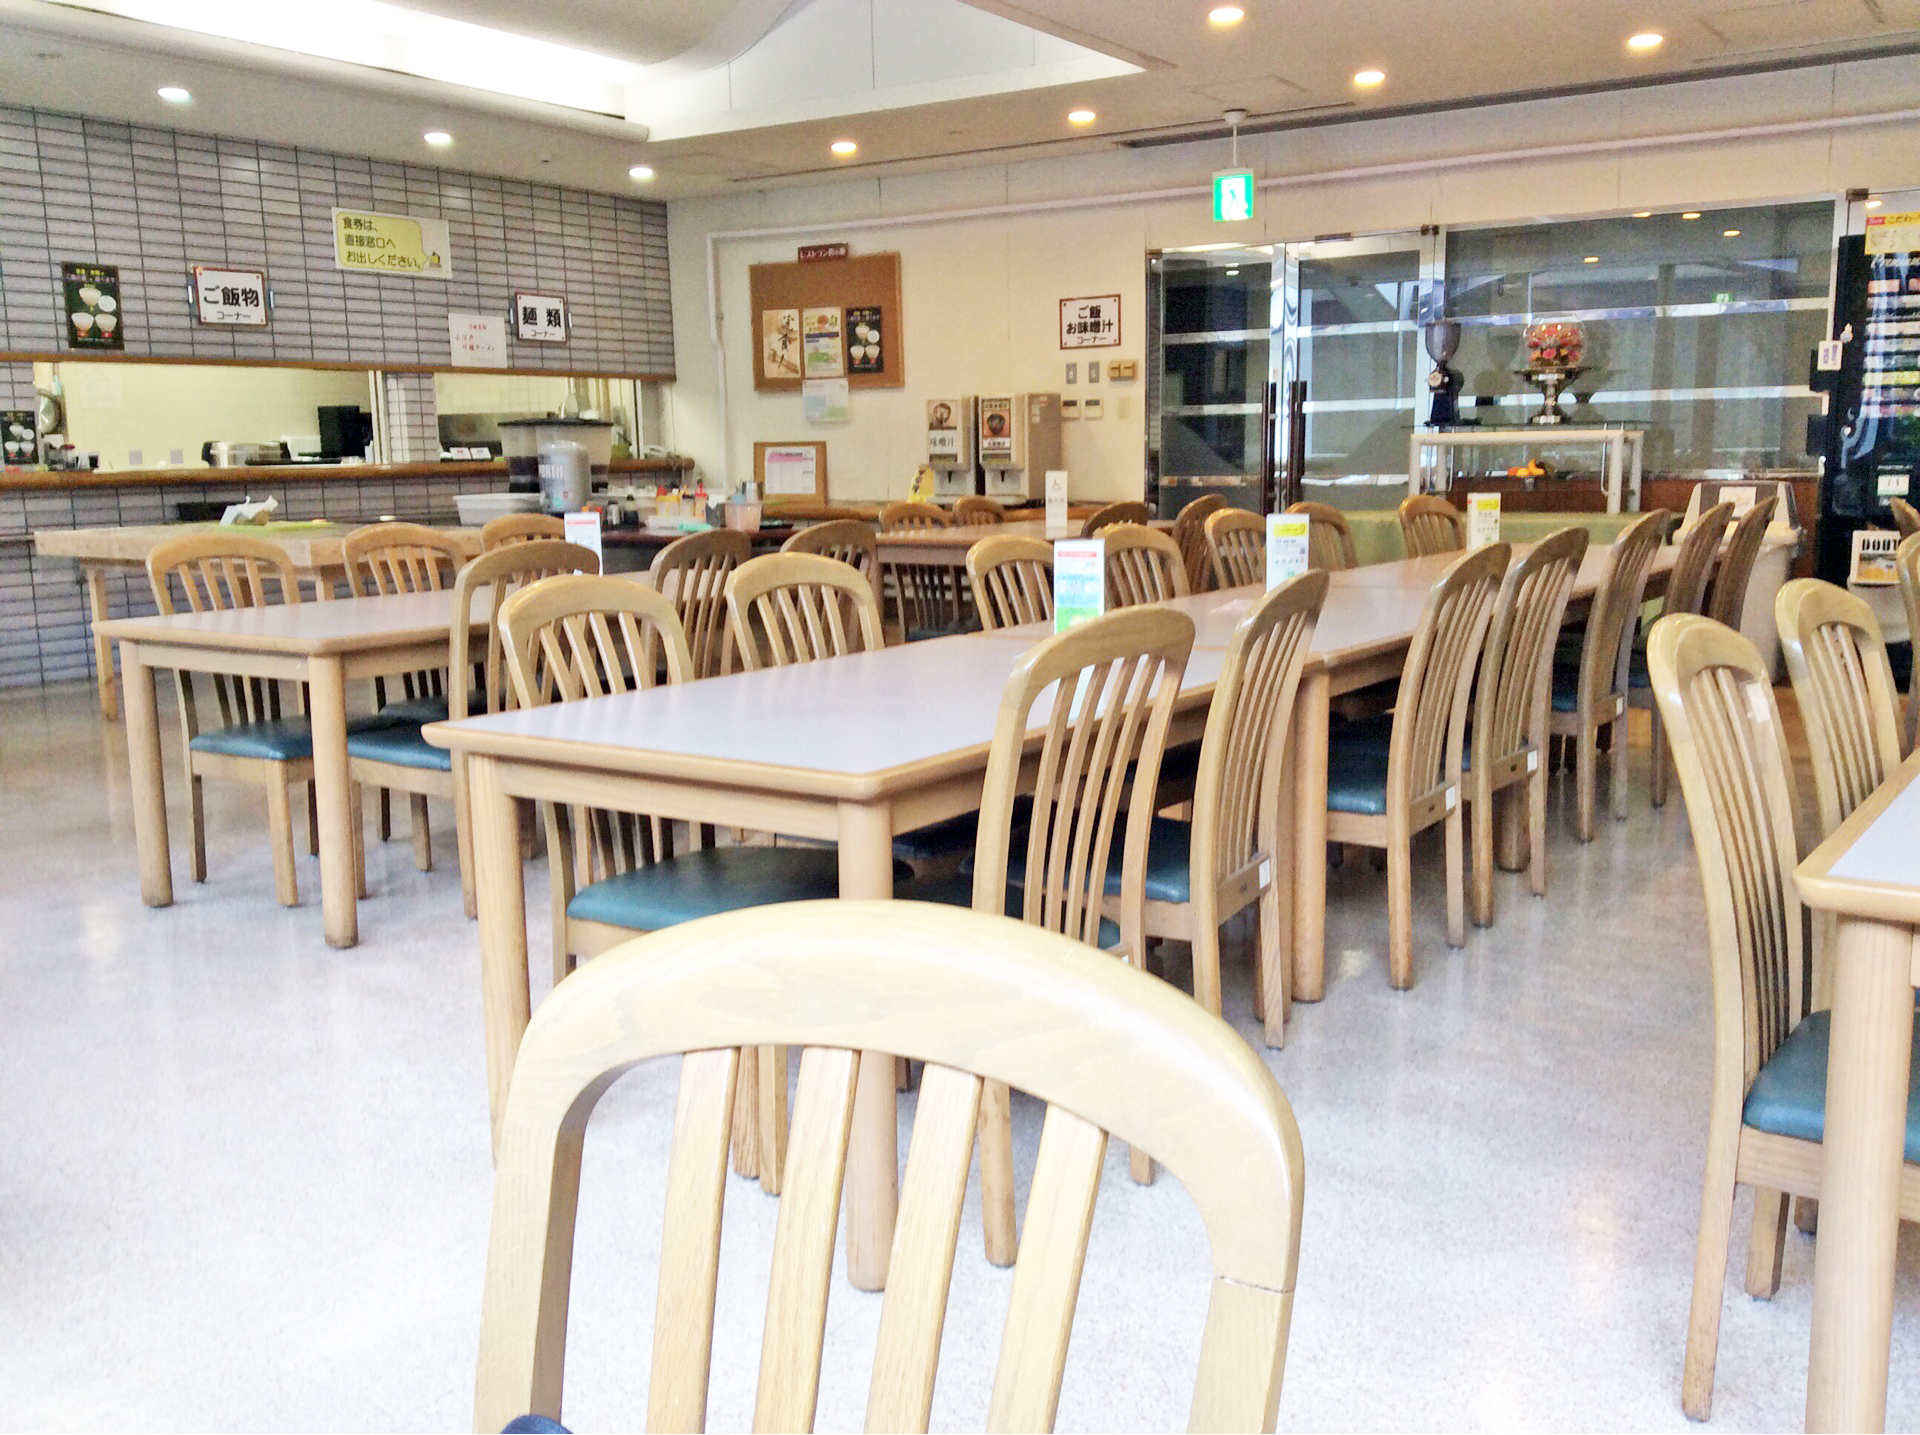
top-left (1148, 198), bottom-right (1835, 515)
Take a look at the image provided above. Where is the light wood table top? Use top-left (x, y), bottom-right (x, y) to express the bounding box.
top-left (1798, 748), bottom-right (1920, 926)
top-left (95, 587), bottom-right (477, 657)
top-left (36, 521), bottom-right (484, 569)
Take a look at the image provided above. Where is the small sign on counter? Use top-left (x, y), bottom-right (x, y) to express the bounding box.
top-left (563, 509), bottom-right (603, 563)
top-left (1267, 513), bottom-right (1309, 588)
top-left (1054, 538), bottom-right (1105, 631)
top-left (1045, 469), bottom-right (1070, 533)
top-left (1468, 492), bottom-right (1501, 548)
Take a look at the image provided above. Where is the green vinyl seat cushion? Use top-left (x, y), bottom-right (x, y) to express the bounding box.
top-left (347, 722), bottom-right (454, 773)
top-left (377, 690), bottom-right (486, 724)
top-left (897, 868), bottom-right (1120, 948)
top-left (568, 846), bottom-right (911, 931)
top-left (1098, 816), bottom-right (1195, 904)
top-left (892, 794), bottom-right (1036, 867)
top-left (1742, 1009), bottom-right (1920, 1162)
top-left (191, 713), bottom-right (393, 762)
top-left (1325, 733), bottom-right (1392, 816)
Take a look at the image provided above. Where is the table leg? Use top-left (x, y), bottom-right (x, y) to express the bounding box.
top-left (839, 799), bottom-right (898, 1293)
top-left (306, 655), bottom-right (358, 948)
top-left (1806, 915), bottom-right (1916, 1433)
top-left (1607, 437), bottom-right (1625, 516)
top-left (122, 643), bottom-right (172, 906)
top-left (1291, 670), bottom-right (1330, 1002)
top-left (471, 754), bottom-right (531, 1157)
top-left (85, 566), bottom-right (119, 721)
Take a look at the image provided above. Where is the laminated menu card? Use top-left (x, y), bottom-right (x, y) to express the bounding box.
top-left (1266, 513), bottom-right (1309, 589)
top-left (1054, 538), bottom-right (1105, 631)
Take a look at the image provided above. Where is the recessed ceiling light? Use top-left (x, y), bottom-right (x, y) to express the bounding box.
top-left (157, 85), bottom-right (191, 103)
top-left (1584, 255), bottom-right (1600, 264)
top-left (1632, 210), bottom-right (1653, 218)
top-left (1681, 211), bottom-right (1703, 220)
top-left (1627, 31), bottom-right (1664, 51)
top-left (1225, 267), bottom-right (1240, 275)
top-left (1067, 108), bottom-right (1096, 126)
top-left (1353, 68), bottom-right (1386, 88)
top-left (1723, 228), bottom-right (1741, 237)
top-left (628, 164), bottom-right (655, 181)
top-left (830, 139), bottom-right (858, 157)
top-left (1208, 6), bottom-right (1245, 26)
top-left (423, 130), bottom-right (452, 147)
top-left (1867, 196), bottom-right (1884, 209)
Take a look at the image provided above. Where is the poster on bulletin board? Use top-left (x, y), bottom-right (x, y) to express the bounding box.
top-left (750, 251), bottom-right (902, 392)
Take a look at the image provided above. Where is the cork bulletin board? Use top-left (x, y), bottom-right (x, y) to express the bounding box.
top-left (749, 251), bottom-right (903, 393)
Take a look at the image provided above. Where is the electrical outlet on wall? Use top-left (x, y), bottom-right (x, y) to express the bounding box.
top-left (1083, 397), bottom-right (1104, 420)
top-left (1114, 395), bottom-right (1131, 419)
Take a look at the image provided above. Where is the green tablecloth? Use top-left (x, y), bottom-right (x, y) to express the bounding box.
top-left (1344, 510), bottom-right (1643, 566)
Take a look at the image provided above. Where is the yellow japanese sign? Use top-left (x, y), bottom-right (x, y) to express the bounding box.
top-left (1864, 211), bottom-right (1920, 255)
top-left (331, 207), bottom-right (452, 280)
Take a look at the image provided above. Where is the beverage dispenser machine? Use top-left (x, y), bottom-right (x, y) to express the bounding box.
top-left (925, 396), bottom-right (979, 499)
top-left (977, 393), bottom-right (1061, 501)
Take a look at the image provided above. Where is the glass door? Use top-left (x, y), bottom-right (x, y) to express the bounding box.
top-left (1149, 247), bottom-right (1272, 518)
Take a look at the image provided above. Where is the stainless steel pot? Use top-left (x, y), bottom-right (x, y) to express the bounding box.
top-left (202, 441), bottom-right (290, 468)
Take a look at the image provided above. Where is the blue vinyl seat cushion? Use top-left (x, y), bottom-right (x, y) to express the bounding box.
top-left (1099, 815), bottom-right (1194, 904)
top-left (190, 713), bottom-right (393, 762)
top-left (378, 689), bottom-right (486, 724)
top-left (898, 868), bottom-right (1120, 949)
top-left (347, 721), bottom-right (454, 773)
top-left (568, 846), bottom-right (911, 931)
top-left (892, 794), bottom-right (1036, 866)
top-left (1325, 732), bottom-right (1392, 816)
top-left (1742, 1009), bottom-right (1920, 1162)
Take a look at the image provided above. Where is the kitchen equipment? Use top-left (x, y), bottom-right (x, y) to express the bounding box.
top-left (317, 405), bottom-right (372, 461)
top-left (977, 393), bottom-right (1061, 501)
top-left (202, 441), bottom-right (290, 468)
top-left (453, 492), bottom-right (542, 527)
top-left (926, 395), bottom-right (980, 499)
top-left (499, 418), bottom-right (613, 496)
top-left (539, 439), bottom-right (591, 514)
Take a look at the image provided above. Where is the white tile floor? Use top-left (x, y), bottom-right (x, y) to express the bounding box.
top-left (7, 681), bottom-right (1920, 1432)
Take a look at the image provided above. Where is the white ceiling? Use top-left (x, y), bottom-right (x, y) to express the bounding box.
top-left (0, 0), bottom-right (1916, 201)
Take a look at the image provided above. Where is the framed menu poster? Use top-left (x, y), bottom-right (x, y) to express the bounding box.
top-left (753, 440), bottom-right (830, 503)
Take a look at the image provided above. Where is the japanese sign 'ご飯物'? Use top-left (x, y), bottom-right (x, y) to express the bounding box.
top-left (192, 266), bottom-right (269, 326)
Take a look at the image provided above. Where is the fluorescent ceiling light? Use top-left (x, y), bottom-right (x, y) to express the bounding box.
top-left (1627, 31), bottom-right (1664, 51)
top-left (628, 164), bottom-right (655, 181)
top-left (1067, 108), bottom-right (1096, 126)
top-left (423, 130), bottom-right (452, 146)
top-left (830, 139), bottom-right (858, 156)
top-left (1208, 6), bottom-right (1245, 26)
top-left (1867, 197), bottom-right (1884, 209)
top-left (1632, 210), bottom-right (1653, 218)
top-left (1353, 68), bottom-right (1386, 88)
top-left (1583, 255), bottom-right (1599, 263)
top-left (1723, 228), bottom-right (1741, 237)
top-left (1681, 211), bottom-right (1703, 220)
top-left (156, 84), bottom-right (191, 103)
top-left (59, 0), bottom-right (642, 116)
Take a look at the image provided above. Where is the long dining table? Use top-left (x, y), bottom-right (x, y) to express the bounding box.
top-left (426, 536), bottom-right (1675, 1294)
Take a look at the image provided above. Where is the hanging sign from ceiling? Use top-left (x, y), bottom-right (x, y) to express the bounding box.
top-left (1213, 168), bottom-right (1256, 223)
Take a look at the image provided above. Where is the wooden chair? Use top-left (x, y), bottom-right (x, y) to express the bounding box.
top-left (1102, 523), bottom-right (1189, 607)
top-left (952, 494), bottom-right (1008, 525)
top-left (901, 605), bottom-right (1196, 1262)
top-left (725, 552), bottom-right (886, 668)
top-left (1775, 578), bottom-right (1902, 845)
top-left (1172, 492), bottom-right (1228, 592)
top-left (1324, 544), bottom-right (1508, 988)
top-left (1547, 509), bottom-right (1669, 841)
top-left (1900, 533), bottom-right (1920, 753)
top-left (1642, 613), bottom-right (1920, 1422)
top-left (480, 513), bottom-right (565, 550)
top-left (1206, 508), bottom-right (1266, 589)
top-left (1104, 571), bottom-right (1328, 1040)
top-left (879, 500), bottom-right (950, 532)
top-left (1705, 495), bottom-right (1778, 630)
top-left (472, 899), bottom-right (1304, 1435)
top-left (1397, 495), bottom-right (1466, 557)
top-left (1465, 527), bottom-right (1586, 928)
top-left (650, 528), bottom-right (751, 680)
top-left (1287, 501), bottom-right (1359, 572)
top-left (1890, 495), bottom-right (1919, 539)
top-left (967, 534), bottom-right (1054, 631)
top-left (1627, 503), bottom-right (1735, 809)
top-left (880, 502), bottom-right (965, 640)
top-left (345, 539), bottom-right (599, 915)
top-left (1081, 499), bottom-right (1152, 537)
top-left (146, 533), bottom-right (345, 907)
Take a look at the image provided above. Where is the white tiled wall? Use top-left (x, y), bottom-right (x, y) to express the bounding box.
top-left (380, 371), bottom-right (439, 462)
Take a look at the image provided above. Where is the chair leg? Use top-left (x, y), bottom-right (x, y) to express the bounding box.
top-left (1610, 714), bottom-right (1630, 822)
top-left (1191, 919), bottom-right (1224, 1017)
top-left (409, 792), bottom-right (432, 871)
top-left (1795, 1196), bottom-right (1819, 1233)
top-left (1129, 1145), bottom-right (1155, 1185)
top-left (1387, 841), bottom-right (1415, 990)
top-left (1650, 703), bottom-right (1670, 807)
top-left (1681, 1138), bottom-right (1740, 1420)
top-left (1575, 724), bottom-right (1598, 842)
top-left (1527, 766), bottom-right (1549, 898)
top-left (351, 782), bottom-right (368, 900)
top-left (730, 1046), bottom-right (761, 1181)
top-left (1470, 788), bottom-right (1495, 928)
top-left (454, 759), bottom-right (477, 920)
top-left (1259, 874), bottom-right (1290, 1047)
top-left (979, 1079), bottom-right (1017, 1266)
top-left (266, 775), bottom-right (300, 907)
top-left (1745, 1187), bottom-right (1789, 1299)
top-left (378, 787), bottom-right (392, 842)
top-left (188, 773), bottom-right (208, 884)
top-left (1445, 806), bottom-right (1466, 948)
top-left (305, 779), bottom-right (320, 856)
top-left (757, 1044), bottom-right (788, 1196)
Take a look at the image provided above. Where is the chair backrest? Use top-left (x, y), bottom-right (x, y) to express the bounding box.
top-left (967, 534), bottom-right (1054, 631)
top-left (1705, 495), bottom-right (1778, 629)
top-left (146, 533), bottom-right (304, 730)
top-left (1101, 523), bottom-right (1189, 607)
top-left (1080, 500), bottom-right (1151, 537)
top-left (1664, 503), bottom-right (1735, 618)
top-left (1398, 495), bottom-right (1466, 558)
top-left (480, 513), bottom-right (566, 551)
top-left (880, 501), bottom-right (950, 532)
top-left (724, 551), bottom-right (885, 669)
top-left (1286, 501), bottom-right (1359, 572)
top-left (650, 528), bottom-right (752, 680)
top-left (1172, 493), bottom-right (1228, 591)
top-left (1775, 578), bottom-right (1902, 841)
top-left (1573, 508), bottom-right (1669, 715)
top-left (498, 574), bottom-right (696, 709)
top-left (780, 518), bottom-right (878, 582)
top-left (1647, 613), bottom-right (1805, 1102)
top-left (1205, 508), bottom-right (1266, 589)
top-left (1890, 496), bottom-right (1920, 539)
top-left (449, 539), bottom-right (601, 718)
top-left (342, 521), bottom-right (465, 597)
top-left (972, 606), bottom-right (1195, 962)
top-left (1387, 544), bottom-right (1508, 809)
top-left (1471, 527), bottom-right (1587, 781)
top-left (952, 495), bottom-right (1008, 526)
top-left (473, 899), bottom-right (1303, 1435)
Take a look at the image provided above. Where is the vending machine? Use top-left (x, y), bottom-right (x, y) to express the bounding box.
top-left (977, 393), bottom-right (1062, 501)
top-left (925, 396), bottom-right (979, 499)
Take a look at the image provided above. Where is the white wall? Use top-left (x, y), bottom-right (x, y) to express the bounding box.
top-left (666, 54), bottom-right (1920, 504)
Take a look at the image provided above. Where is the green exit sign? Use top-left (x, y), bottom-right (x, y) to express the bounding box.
top-left (1213, 168), bottom-right (1255, 222)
